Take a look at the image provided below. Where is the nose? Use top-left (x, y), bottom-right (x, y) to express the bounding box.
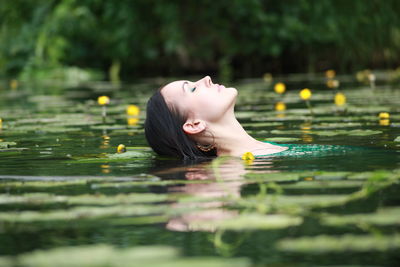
top-left (201, 76), bottom-right (212, 87)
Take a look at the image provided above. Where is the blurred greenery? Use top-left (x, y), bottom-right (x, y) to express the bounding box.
top-left (1, 0), bottom-right (400, 81)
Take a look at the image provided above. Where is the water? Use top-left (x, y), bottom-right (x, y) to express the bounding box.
top-left (0, 76), bottom-right (399, 266)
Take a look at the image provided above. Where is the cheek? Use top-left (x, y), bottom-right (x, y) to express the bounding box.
top-left (191, 91), bottom-right (236, 121)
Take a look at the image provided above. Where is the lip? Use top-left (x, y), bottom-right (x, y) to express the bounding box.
top-left (217, 84), bottom-right (225, 92)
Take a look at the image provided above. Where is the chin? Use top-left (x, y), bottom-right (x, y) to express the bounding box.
top-left (231, 87), bottom-right (238, 99)
top-left (227, 86), bottom-right (238, 96)
top-left (228, 88), bottom-right (238, 107)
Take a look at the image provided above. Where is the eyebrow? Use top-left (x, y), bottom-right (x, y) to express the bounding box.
top-left (182, 81), bottom-right (188, 93)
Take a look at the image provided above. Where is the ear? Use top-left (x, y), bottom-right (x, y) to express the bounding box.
top-left (182, 119), bottom-right (206, 135)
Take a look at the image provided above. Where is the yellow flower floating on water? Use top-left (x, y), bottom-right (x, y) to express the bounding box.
top-left (117, 144), bottom-right (126, 153)
top-left (368, 73), bottom-right (376, 82)
top-left (299, 88), bottom-right (312, 100)
top-left (101, 164), bottom-right (110, 174)
top-left (274, 82), bottom-right (286, 94)
top-left (242, 152), bottom-right (255, 161)
top-left (378, 112), bottom-right (390, 126)
top-left (325, 70), bottom-right (336, 79)
top-left (263, 73), bottom-right (273, 83)
top-left (379, 112), bottom-right (390, 119)
top-left (127, 117), bottom-right (139, 126)
top-left (10, 79), bottom-right (18, 90)
top-left (127, 105), bottom-right (140, 116)
top-left (97, 96), bottom-right (110, 105)
top-left (275, 102), bottom-right (286, 111)
top-left (379, 119), bottom-right (390, 126)
top-left (326, 79), bottom-right (339, 89)
top-left (334, 92), bottom-right (346, 106)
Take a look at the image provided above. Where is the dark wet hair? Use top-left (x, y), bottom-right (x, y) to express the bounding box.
top-left (144, 89), bottom-right (217, 160)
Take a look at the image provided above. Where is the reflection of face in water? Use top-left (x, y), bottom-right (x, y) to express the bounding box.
top-left (164, 157), bottom-right (245, 232)
top-left (156, 157), bottom-right (271, 231)
top-left (150, 156), bottom-right (276, 232)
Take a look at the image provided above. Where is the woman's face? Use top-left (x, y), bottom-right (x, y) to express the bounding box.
top-left (161, 76), bottom-right (237, 123)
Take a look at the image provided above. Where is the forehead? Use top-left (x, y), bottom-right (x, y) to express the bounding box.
top-left (161, 80), bottom-right (186, 102)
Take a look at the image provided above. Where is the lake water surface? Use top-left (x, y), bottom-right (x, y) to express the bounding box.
top-left (0, 75), bottom-right (399, 266)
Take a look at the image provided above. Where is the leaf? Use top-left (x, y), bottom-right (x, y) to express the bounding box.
top-left (0, 141), bottom-right (17, 148)
top-left (277, 234), bottom-right (400, 253)
top-left (201, 214), bottom-right (303, 231)
top-left (244, 172), bottom-right (300, 182)
top-left (3, 244), bottom-right (251, 267)
top-left (321, 207), bottom-right (400, 226)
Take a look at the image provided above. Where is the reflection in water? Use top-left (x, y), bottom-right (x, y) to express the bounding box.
top-left (100, 134), bottom-right (110, 149)
top-left (152, 157), bottom-right (275, 232)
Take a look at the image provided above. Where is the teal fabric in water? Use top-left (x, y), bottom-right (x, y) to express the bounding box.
top-left (256, 141), bottom-right (360, 158)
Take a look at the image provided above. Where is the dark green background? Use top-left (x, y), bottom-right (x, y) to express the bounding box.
top-left (1, 0), bottom-right (400, 81)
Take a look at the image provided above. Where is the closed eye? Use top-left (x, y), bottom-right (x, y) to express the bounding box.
top-left (183, 81), bottom-right (197, 93)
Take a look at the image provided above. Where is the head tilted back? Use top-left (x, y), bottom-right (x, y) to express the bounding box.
top-left (144, 90), bottom-right (216, 160)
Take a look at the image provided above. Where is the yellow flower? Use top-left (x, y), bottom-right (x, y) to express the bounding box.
top-left (274, 82), bottom-right (286, 94)
top-left (379, 119), bottom-right (390, 126)
top-left (0, 118), bottom-right (2, 128)
top-left (275, 101), bottom-right (286, 111)
top-left (241, 152), bottom-right (255, 161)
top-left (10, 79), bottom-right (18, 90)
top-left (379, 112), bottom-right (390, 119)
top-left (368, 73), bottom-right (376, 82)
top-left (263, 73), bottom-right (273, 83)
top-left (100, 164), bottom-right (110, 174)
top-left (97, 96), bottom-right (110, 105)
top-left (302, 135), bottom-right (313, 143)
top-left (334, 92), bottom-right (346, 106)
top-left (325, 70), bottom-right (336, 79)
top-left (127, 117), bottom-right (139, 126)
top-left (326, 79), bottom-right (339, 88)
top-left (299, 88), bottom-right (312, 100)
top-left (126, 104), bottom-right (140, 116)
top-left (356, 69), bottom-right (371, 83)
top-left (117, 144), bottom-right (126, 153)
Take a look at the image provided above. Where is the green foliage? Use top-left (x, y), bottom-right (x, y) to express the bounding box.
top-left (1, 0), bottom-right (400, 80)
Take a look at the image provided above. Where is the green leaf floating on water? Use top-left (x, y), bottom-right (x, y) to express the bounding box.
top-left (312, 122), bottom-right (363, 129)
top-left (107, 151), bottom-right (152, 159)
top-left (0, 204), bottom-right (168, 223)
top-left (244, 172), bottom-right (300, 182)
top-left (90, 125), bottom-right (130, 130)
top-left (281, 180), bottom-right (363, 189)
top-left (0, 192), bottom-right (168, 206)
top-left (6, 125), bottom-right (81, 133)
top-left (0, 141), bottom-right (17, 148)
top-left (201, 214), bottom-right (303, 231)
top-left (242, 122), bottom-right (283, 128)
top-left (241, 195), bottom-right (349, 212)
top-left (394, 136), bottom-right (400, 142)
top-left (276, 234), bottom-right (400, 253)
top-left (0, 141), bottom-right (28, 153)
top-left (1, 244), bottom-right (250, 267)
top-left (70, 150), bottom-right (154, 163)
top-left (345, 129), bottom-right (383, 136)
top-left (321, 207), bottom-right (400, 226)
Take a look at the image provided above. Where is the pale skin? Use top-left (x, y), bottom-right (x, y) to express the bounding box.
top-left (161, 76), bottom-right (288, 157)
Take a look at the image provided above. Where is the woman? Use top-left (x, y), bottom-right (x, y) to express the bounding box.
top-left (145, 76), bottom-right (288, 159)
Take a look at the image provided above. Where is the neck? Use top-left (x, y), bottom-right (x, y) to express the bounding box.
top-left (205, 114), bottom-right (264, 157)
